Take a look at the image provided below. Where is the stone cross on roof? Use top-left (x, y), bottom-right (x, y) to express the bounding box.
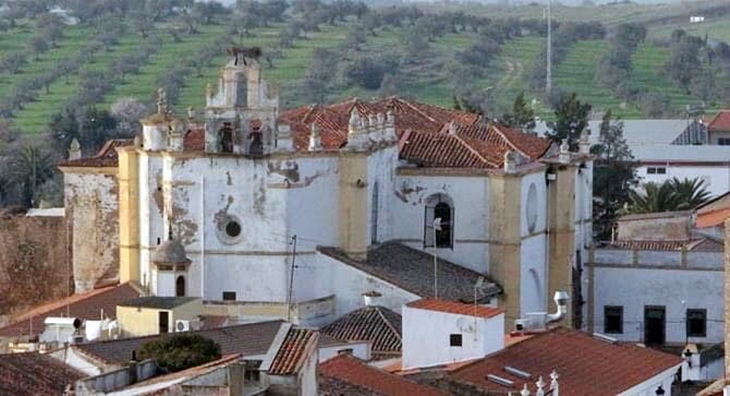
top-left (157, 87), bottom-right (168, 115)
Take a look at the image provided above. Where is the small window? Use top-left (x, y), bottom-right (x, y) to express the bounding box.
top-left (687, 309), bottom-right (706, 337)
top-left (159, 265), bottom-right (173, 271)
top-left (225, 221), bottom-right (241, 237)
top-left (450, 334), bottom-right (462, 347)
top-left (647, 167), bottom-right (656, 174)
top-left (222, 291), bottom-right (237, 301)
top-left (656, 167), bottom-right (666, 174)
top-left (718, 138), bottom-right (730, 146)
top-left (604, 306), bottom-right (623, 334)
top-left (424, 194), bottom-right (454, 249)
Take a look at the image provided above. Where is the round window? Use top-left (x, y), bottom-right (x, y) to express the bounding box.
top-left (225, 221), bottom-right (241, 237)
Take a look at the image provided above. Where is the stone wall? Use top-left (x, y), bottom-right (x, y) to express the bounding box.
top-left (0, 214), bottom-right (70, 317)
top-left (617, 213), bottom-right (690, 241)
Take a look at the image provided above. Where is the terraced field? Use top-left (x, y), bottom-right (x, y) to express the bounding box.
top-left (631, 43), bottom-right (697, 110)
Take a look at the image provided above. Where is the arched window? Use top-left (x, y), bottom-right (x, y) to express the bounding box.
top-left (424, 194), bottom-right (454, 249)
top-left (176, 275), bottom-right (186, 297)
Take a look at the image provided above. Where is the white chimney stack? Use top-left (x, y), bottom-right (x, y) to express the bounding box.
top-left (362, 291), bottom-right (382, 307)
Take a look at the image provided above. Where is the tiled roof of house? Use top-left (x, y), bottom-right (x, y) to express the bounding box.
top-left (0, 283), bottom-right (142, 338)
top-left (707, 110), bottom-right (730, 131)
top-left (448, 327), bottom-right (684, 396)
top-left (269, 327), bottom-right (318, 375)
top-left (117, 296), bottom-right (197, 309)
top-left (696, 192), bottom-right (730, 228)
top-left (0, 352), bottom-right (85, 396)
top-left (75, 320), bottom-right (284, 366)
top-left (319, 353), bottom-right (448, 396)
top-left (406, 299), bottom-right (504, 319)
top-left (318, 242), bottom-right (501, 303)
top-left (321, 305), bottom-right (402, 360)
top-left (57, 139), bottom-right (134, 168)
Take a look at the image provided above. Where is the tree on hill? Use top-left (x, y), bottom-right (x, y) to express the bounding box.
top-left (0, 53), bottom-right (26, 74)
top-left (139, 333), bottom-right (221, 373)
top-left (591, 110), bottom-right (636, 239)
top-left (501, 92), bottom-right (536, 130)
top-left (629, 177), bottom-right (712, 214)
top-left (546, 92), bottom-right (591, 149)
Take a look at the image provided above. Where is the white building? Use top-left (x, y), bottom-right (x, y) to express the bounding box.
top-left (61, 48), bottom-right (594, 329)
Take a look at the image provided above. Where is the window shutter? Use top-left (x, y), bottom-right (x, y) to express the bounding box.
top-left (424, 205), bottom-right (435, 248)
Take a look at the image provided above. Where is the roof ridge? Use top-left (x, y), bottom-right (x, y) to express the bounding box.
top-left (488, 124), bottom-right (529, 158)
top-left (301, 104), bottom-right (318, 123)
top-left (452, 134), bottom-right (499, 168)
top-left (398, 98), bottom-right (439, 124)
top-left (375, 307), bottom-right (403, 343)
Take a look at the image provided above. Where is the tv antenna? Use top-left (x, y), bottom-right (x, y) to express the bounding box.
top-left (286, 235), bottom-right (299, 322)
top-left (546, 0), bottom-right (552, 93)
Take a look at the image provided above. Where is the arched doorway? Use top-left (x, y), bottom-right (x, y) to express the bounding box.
top-left (176, 275), bottom-right (186, 297)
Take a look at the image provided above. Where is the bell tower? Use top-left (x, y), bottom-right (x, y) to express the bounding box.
top-left (204, 47), bottom-right (280, 156)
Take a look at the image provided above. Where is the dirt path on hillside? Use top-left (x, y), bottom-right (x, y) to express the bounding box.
top-left (495, 58), bottom-right (523, 91)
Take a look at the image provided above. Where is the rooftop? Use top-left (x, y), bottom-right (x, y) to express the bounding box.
top-left (57, 139), bottom-right (134, 168)
top-left (0, 283), bottom-right (142, 338)
top-left (631, 144), bottom-right (730, 163)
top-left (707, 110), bottom-right (730, 132)
top-left (318, 242), bottom-right (501, 303)
top-left (535, 119), bottom-right (688, 146)
top-left (117, 296), bottom-right (198, 310)
top-left (448, 327), bottom-right (684, 395)
top-left (74, 320), bottom-right (285, 366)
top-left (321, 305), bottom-right (402, 360)
top-left (269, 327), bottom-right (318, 375)
top-left (696, 191), bottom-right (730, 228)
top-left (406, 299), bottom-right (504, 319)
top-left (0, 352), bottom-right (85, 395)
top-left (609, 238), bottom-right (723, 252)
top-left (319, 353), bottom-right (448, 396)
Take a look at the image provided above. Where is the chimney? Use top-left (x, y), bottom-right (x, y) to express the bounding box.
top-left (309, 123), bottom-right (321, 151)
top-left (128, 350), bottom-right (138, 385)
top-left (68, 138), bottom-right (81, 160)
top-left (362, 291), bottom-right (382, 307)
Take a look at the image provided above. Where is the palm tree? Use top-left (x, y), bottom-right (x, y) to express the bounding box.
top-left (7, 145), bottom-right (56, 208)
top-left (629, 177), bottom-right (712, 214)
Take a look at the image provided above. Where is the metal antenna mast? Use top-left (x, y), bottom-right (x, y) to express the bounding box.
top-left (546, 0), bottom-right (552, 93)
top-left (286, 235), bottom-right (298, 322)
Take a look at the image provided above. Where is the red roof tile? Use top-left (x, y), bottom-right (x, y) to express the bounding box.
top-left (322, 306), bottom-right (402, 360)
top-left (0, 352), bottom-right (85, 395)
top-left (184, 127), bottom-right (205, 151)
top-left (269, 327), bottom-right (318, 375)
top-left (707, 110), bottom-right (730, 131)
top-left (0, 283), bottom-right (141, 338)
top-left (406, 299), bottom-right (504, 319)
top-left (319, 353), bottom-right (448, 396)
top-left (448, 327), bottom-right (684, 395)
top-left (57, 139), bottom-right (134, 168)
top-left (610, 238), bottom-right (722, 252)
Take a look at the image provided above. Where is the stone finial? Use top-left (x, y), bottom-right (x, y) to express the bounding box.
top-left (520, 384), bottom-right (531, 396)
top-left (309, 123), bottom-right (321, 151)
top-left (377, 112), bottom-right (385, 126)
top-left (68, 138), bottom-right (81, 160)
top-left (349, 108), bottom-right (361, 132)
top-left (504, 151), bottom-right (518, 174)
top-left (386, 108), bottom-right (394, 124)
top-left (549, 370), bottom-right (559, 393)
top-left (535, 376), bottom-right (546, 396)
top-left (579, 128), bottom-right (591, 154)
top-left (187, 106), bottom-right (196, 120)
top-left (206, 83), bottom-right (214, 98)
top-left (368, 114), bottom-right (376, 129)
top-left (156, 87), bottom-right (168, 114)
top-left (559, 139), bottom-right (571, 164)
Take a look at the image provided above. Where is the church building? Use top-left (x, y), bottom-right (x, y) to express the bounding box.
top-left (59, 48), bottom-right (594, 329)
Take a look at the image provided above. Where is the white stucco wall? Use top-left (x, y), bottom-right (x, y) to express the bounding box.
top-left (367, 146), bottom-right (399, 245)
top-left (317, 252), bottom-right (419, 317)
top-left (401, 305), bottom-right (504, 370)
top-left (391, 174), bottom-right (489, 273)
top-left (592, 265), bottom-right (723, 344)
top-left (520, 171), bottom-right (548, 315)
top-left (638, 164), bottom-right (730, 197)
top-left (617, 364), bottom-right (682, 396)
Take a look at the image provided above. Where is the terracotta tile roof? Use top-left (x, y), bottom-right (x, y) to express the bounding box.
top-left (319, 353), bottom-right (448, 396)
top-left (74, 320), bottom-right (284, 366)
top-left (0, 352), bottom-right (85, 396)
top-left (610, 238), bottom-right (723, 252)
top-left (707, 110), bottom-right (730, 131)
top-left (696, 192), bottom-right (730, 228)
top-left (318, 242), bottom-right (502, 303)
top-left (0, 283), bottom-right (142, 338)
top-left (280, 97), bottom-right (480, 151)
top-left (448, 327), bottom-right (684, 396)
top-left (269, 327), bottom-right (318, 375)
top-left (406, 299), bottom-right (504, 319)
top-left (57, 139), bottom-right (134, 168)
top-left (322, 306), bottom-right (402, 359)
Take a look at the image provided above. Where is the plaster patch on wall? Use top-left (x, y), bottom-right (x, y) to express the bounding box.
top-left (226, 171), bottom-right (232, 186)
top-left (267, 160), bottom-right (300, 183)
top-left (395, 181), bottom-right (427, 204)
top-left (253, 177), bottom-right (266, 216)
